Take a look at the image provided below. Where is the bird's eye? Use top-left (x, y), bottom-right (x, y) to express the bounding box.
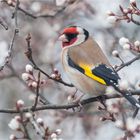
top-left (66, 33), bottom-right (77, 41)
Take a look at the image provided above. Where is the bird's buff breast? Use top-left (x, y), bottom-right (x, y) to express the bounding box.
top-left (61, 49), bottom-right (106, 96)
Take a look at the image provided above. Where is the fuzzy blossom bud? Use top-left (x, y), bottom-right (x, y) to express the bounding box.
top-left (25, 112), bottom-right (32, 119)
top-left (54, 68), bottom-right (59, 74)
top-left (51, 74), bottom-right (56, 79)
top-left (7, 0), bottom-right (13, 5)
top-left (118, 79), bottom-right (129, 90)
top-left (56, 0), bottom-right (66, 6)
top-left (123, 9), bottom-right (129, 14)
top-left (36, 118), bottom-right (44, 126)
top-left (51, 133), bottom-right (57, 139)
top-left (107, 16), bottom-right (116, 24)
top-left (106, 10), bottom-right (114, 16)
top-left (99, 117), bottom-right (107, 121)
top-left (31, 2), bottom-right (41, 12)
top-left (8, 118), bottom-right (20, 130)
top-left (123, 44), bottom-right (131, 50)
top-left (106, 99), bottom-right (120, 113)
top-left (56, 129), bottom-right (62, 135)
top-left (126, 118), bottom-right (138, 131)
top-left (25, 64), bottom-right (33, 73)
top-left (9, 134), bottom-right (16, 140)
top-left (14, 116), bottom-right (21, 122)
top-left (16, 99), bottom-right (25, 108)
top-left (134, 40), bottom-right (140, 47)
top-left (130, 0), bottom-right (136, 5)
top-left (119, 37), bottom-right (129, 46)
top-left (67, 95), bottom-right (74, 103)
top-left (115, 120), bottom-right (124, 129)
top-left (112, 50), bottom-right (119, 57)
top-left (22, 73), bottom-right (30, 81)
top-left (31, 81), bottom-right (37, 88)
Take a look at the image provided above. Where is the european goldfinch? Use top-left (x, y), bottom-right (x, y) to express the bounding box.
top-left (59, 26), bottom-right (140, 108)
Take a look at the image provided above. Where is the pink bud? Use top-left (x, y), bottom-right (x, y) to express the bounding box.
top-left (25, 64), bottom-right (33, 73)
top-left (31, 81), bottom-right (38, 88)
top-left (36, 118), bottom-right (44, 126)
top-left (51, 74), bottom-right (56, 79)
top-left (16, 100), bottom-right (25, 109)
top-left (22, 73), bottom-right (30, 81)
top-left (9, 134), bottom-right (16, 140)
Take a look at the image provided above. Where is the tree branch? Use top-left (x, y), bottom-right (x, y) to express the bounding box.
top-left (116, 54), bottom-right (140, 72)
top-left (0, 90), bottom-right (139, 114)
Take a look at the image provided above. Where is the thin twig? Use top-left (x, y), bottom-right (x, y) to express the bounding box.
top-left (19, 109), bottom-right (31, 140)
top-left (0, 90), bottom-right (139, 114)
top-left (0, 17), bottom-right (8, 30)
top-left (32, 72), bottom-right (41, 109)
top-left (133, 97), bottom-right (140, 118)
top-left (130, 14), bottom-right (140, 26)
top-left (116, 54), bottom-right (140, 72)
top-left (12, 0), bottom-right (20, 27)
top-left (0, 29), bottom-right (18, 71)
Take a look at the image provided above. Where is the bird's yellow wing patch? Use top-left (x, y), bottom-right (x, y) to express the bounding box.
top-left (79, 63), bottom-right (106, 85)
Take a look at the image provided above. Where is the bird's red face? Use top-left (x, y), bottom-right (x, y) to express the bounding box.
top-left (59, 26), bottom-right (89, 48)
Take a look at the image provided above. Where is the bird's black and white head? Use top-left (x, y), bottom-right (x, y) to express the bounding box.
top-left (59, 26), bottom-right (89, 48)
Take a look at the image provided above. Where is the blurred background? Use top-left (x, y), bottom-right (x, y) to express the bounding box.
top-left (0, 0), bottom-right (140, 139)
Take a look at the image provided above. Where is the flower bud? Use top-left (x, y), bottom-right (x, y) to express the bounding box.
top-left (56, 0), bottom-right (66, 6)
top-left (22, 73), bottom-right (30, 81)
top-left (31, 81), bottom-right (38, 88)
top-left (134, 40), bottom-right (140, 47)
top-left (8, 118), bottom-right (20, 130)
top-left (51, 133), bottom-right (57, 139)
top-left (25, 112), bottom-right (32, 119)
top-left (25, 64), bottom-right (33, 73)
top-left (123, 44), bottom-right (130, 50)
top-left (51, 74), bottom-right (56, 79)
top-left (31, 2), bottom-right (41, 12)
top-left (126, 118), bottom-right (138, 131)
top-left (36, 118), bottom-right (44, 126)
top-left (7, 0), bottom-right (13, 5)
top-left (123, 9), bottom-right (128, 14)
top-left (54, 68), bottom-right (59, 74)
top-left (56, 129), bottom-right (62, 135)
top-left (106, 11), bottom-right (115, 16)
top-left (9, 134), bottom-right (16, 140)
top-left (119, 37), bottom-right (129, 46)
top-left (115, 120), bottom-right (124, 129)
top-left (16, 99), bottom-right (25, 108)
top-left (14, 116), bottom-right (21, 122)
top-left (107, 16), bottom-right (116, 24)
top-left (130, 0), bottom-right (136, 6)
top-left (112, 50), bottom-right (119, 57)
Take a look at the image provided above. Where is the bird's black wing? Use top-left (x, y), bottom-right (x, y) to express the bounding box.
top-left (92, 64), bottom-right (120, 86)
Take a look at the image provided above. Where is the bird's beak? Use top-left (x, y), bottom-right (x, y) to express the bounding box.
top-left (58, 34), bottom-right (68, 42)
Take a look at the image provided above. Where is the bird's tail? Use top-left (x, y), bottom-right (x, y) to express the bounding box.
top-left (114, 86), bottom-right (140, 108)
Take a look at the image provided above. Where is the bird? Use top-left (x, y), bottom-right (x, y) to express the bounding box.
top-left (59, 26), bottom-right (140, 108)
